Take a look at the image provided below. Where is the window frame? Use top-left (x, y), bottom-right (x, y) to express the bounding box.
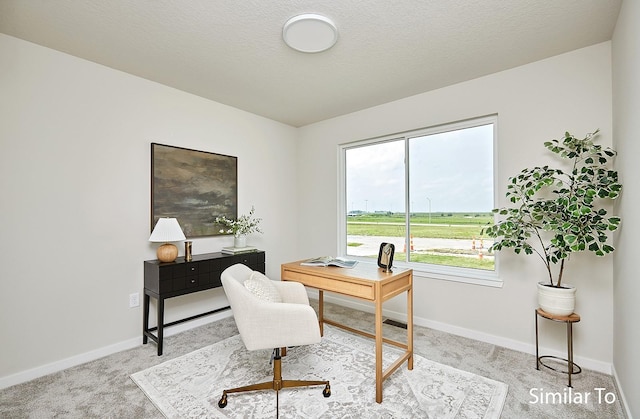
top-left (338, 115), bottom-right (502, 287)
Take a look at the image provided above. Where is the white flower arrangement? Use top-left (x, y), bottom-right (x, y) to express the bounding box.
top-left (215, 206), bottom-right (263, 236)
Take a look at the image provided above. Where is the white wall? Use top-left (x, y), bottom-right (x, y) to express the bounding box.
top-left (297, 43), bottom-right (615, 370)
top-left (612, 0), bottom-right (640, 416)
top-left (1, 29), bottom-right (633, 402)
top-left (0, 34), bottom-right (299, 384)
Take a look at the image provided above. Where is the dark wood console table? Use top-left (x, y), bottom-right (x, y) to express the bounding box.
top-left (143, 250), bottom-right (265, 355)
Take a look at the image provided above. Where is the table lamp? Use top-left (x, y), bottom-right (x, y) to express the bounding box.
top-left (149, 218), bottom-right (186, 262)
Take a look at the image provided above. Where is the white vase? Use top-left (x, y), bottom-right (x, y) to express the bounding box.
top-left (537, 281), bottom-right (576, 316)
top-left (234, 234), bottom-right (247, 248)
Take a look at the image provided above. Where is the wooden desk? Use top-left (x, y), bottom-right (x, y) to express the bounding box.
top-left (281, 261), bottom-right (413, 403)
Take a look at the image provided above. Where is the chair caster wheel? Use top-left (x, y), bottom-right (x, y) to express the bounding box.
top-left (218, 394), bottom-right (227, 408)
top-left (323, 383), bottom-right (331, 398)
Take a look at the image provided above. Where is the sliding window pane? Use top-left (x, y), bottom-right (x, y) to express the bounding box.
top-left (408, 124), bottom-right (494, 270)
top-left (345, 140), bottom-right (406, 260)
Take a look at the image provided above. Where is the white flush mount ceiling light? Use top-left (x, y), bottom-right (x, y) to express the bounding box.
top-left (283, 13), bottom-right (338, 53)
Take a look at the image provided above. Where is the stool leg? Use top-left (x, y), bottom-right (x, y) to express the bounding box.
top-left (567, 321), bottom-right (573, 387)
top-left (535, 310), bottom-right (540, 370)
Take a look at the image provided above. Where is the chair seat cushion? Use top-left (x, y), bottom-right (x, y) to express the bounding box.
top-left (243, 271), bottom-right (282, 303)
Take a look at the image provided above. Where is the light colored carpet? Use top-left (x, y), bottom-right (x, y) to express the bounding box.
top-left (0, 301), bottom-right (627, 418)
top-left (131, 325), bottom-right (507, 418)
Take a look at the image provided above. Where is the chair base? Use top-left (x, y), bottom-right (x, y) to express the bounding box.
top-left (218, 348), bottom-right (331, 409)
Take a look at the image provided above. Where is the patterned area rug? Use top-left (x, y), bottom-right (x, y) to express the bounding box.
top-left (131, 325), bottom-right (507, 418)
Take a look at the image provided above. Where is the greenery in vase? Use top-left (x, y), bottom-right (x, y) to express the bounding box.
top-left (482, 130), bottom-right (621, 288)
top-left (215, 206), bottom-right (263, 236)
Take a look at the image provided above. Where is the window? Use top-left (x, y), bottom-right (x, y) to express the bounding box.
top-left (341, 116), bottom-right (497, 281)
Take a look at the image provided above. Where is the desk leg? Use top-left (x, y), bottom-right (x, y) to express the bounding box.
top-left (318, 290), bottom-right (324, 336)
top-left (143, 293), bottom-right (150, 344)
top-left (407, 284), bottom-right (414, 370)
top-left (375, 292), bottom-right (383, 403)
top-left (157, 298), bottom-right (164, 356)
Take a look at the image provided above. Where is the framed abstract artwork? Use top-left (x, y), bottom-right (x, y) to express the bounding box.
top-left (151, 143), bottom-right (237, 237)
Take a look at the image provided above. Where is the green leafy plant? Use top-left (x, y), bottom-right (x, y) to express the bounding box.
top-left (215, 206), bottom-right (263, 236)
top-left (482, 130), bottom-right (621, 287)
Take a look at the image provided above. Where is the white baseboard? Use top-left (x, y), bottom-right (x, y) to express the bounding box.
top-left (318, 293), bottom-right (613, 375)
top-left (611, 364), bottom-right (634, 419)
top-left (1, 295), bottom-right (619, 397)
top-left (0, 338), bottom-right (139, 390)
top-left (0, 310), bottom-right (233, 390)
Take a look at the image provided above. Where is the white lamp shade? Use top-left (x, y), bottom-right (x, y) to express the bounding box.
top-left (149, 218), bottom-right (186, 242)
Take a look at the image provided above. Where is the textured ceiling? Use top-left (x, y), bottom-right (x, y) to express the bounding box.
top-left (0, 0), bottom-right (622, 127)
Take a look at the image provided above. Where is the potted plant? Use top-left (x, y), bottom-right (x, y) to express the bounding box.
top-left (482, 130), bottom-right (621, 315)
top-left (215, 206), bottom-right (263, 248)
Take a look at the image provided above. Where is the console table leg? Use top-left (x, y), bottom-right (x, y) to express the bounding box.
top-left (157, 298), bottom-right (164, 356)
top-left (143, 293), bottom-right (150, 344)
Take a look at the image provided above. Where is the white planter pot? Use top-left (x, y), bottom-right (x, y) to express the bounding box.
top-left (234, 234), bottom-right (247, 248)
top-left (537, 281), bottom-right (576, 316)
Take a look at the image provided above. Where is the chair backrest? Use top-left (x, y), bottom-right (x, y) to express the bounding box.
top-left (221, 263), bottom-right (254, 289)
top-left (220, 263), bottom-right (258, 329)
top-left (221, 263), bottom-right (321, 351)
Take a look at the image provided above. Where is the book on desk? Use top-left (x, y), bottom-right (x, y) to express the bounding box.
top-left (300, 256), bottom-right (358, 268)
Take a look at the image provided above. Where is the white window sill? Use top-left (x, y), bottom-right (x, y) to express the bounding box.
top-left (349, 257), bottom-right (503, 288)
top-left (412, 267), bottom-right (503, 287)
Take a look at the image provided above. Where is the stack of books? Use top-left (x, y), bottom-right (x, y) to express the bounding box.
top-left (221, 246), bottom-right (258, 255)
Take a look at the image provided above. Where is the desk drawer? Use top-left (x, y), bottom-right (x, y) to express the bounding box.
top-left (282, 270), bottom-right (375, 300)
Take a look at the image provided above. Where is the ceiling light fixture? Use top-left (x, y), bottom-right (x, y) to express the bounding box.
top-left (283, 13), bottom-right (338, 53)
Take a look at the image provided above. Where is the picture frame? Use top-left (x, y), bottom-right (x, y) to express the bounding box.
top-left (151, 143), bottom-right (237, 237)
top-left (377, 242), bottom-right (395, 272)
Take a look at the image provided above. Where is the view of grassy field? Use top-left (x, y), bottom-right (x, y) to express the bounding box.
top-left (346, 212), bottom-right (495, 270)
top-left (348, 212), bottom-right (492, 238)
top-left (352, 212), bottom-right (493, 226)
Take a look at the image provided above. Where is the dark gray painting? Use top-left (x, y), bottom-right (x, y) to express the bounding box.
top-left (151, 143), bottom-right (237, 237)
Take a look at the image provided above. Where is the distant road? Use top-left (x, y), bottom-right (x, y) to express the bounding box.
top-left (346, 235), bottom-right (493, 257)
top-left (347, 221), bottom-right (482, 227)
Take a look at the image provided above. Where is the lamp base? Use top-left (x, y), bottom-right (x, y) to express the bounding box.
top-left (157, 243), bottom-right (178, 263)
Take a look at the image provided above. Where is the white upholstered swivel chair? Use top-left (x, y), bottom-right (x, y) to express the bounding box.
top-left (218, 263), bottom-right (331, 410)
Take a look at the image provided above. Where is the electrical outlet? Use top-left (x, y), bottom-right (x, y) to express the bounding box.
top-left (129, 292), bottom-right (140, 308)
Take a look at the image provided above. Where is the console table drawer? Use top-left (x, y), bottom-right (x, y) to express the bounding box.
top-left (171, 261), bottom-right (205, 277)
top-left (219, 253), bottom-right (262, 271)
